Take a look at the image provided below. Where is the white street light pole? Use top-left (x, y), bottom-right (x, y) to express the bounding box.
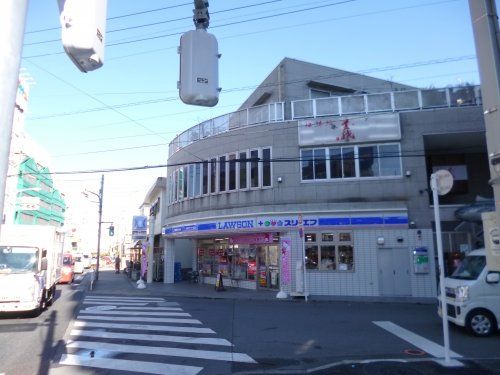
top-left (147, 214), bottom-right (155, 284)
top-left (84, 175), bottom-right (104, 281)
top-left (431, 170), bottom-right (454, 366)
top-left (0, 0), bottom-right (29, 236)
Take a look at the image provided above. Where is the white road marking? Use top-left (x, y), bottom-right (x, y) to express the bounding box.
top-left (77, 315), bottom-right (202, 324)
top-left (70, 329), bottom-right (232, 346)
top-left (85, 296), bottom-right (165, 302)
top-left (67, 341), bottom-right (257, 363)
top-left (116, 306), bottom-right (183, 311)
top-left (73, 321), bottom-right (215, 334)
top-left (79, 310), bottom-right (191, 317)
top-left (373, 321), bottom-right (463, 358)
top-left (59, 354), bottom-right (202, 375)
top-left (83, 301), bottom-right (147, 306)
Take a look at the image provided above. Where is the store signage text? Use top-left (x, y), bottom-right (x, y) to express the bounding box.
top-left (163, 214), bottom-right (408, 236)
top-left (217, 220), bottom-right (254, 230)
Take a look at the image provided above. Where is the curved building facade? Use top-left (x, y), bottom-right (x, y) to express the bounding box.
top-left (162, 58), bottom-right (489, 299)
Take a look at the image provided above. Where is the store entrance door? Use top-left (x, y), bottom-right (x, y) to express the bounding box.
top-left (257, 245), bottom-right (280, 289)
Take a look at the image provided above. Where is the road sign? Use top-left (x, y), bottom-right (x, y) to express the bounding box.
top-left (433, 169), bottom-right (454, 196)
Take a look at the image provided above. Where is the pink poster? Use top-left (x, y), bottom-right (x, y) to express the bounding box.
top-left (281, 237), bottom-right (291, 285)
top-left (229, 233), bottom-right (272, 244)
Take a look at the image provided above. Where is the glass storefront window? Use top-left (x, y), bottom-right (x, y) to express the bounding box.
top-left (339, 232), bottom-right (351, 241)
top-left (305, 244), bottom-right (318, 269)
top-left (320, 245), bottom-right (336, 270)
top-left (322, 233), bottom-right (334, 242)
top-left (304, 231), bottom-right (354, 271)
top-left (338, 245), bottom-right (354, 270)
top-left (305, 233), bottom-right (316, 242)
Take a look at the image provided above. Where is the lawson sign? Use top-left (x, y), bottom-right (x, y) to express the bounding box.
top-left (163, 214), bottom-right (408, 236)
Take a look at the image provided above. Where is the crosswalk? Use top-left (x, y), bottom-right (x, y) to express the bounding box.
top-left (57, 295), bottom-right (256, 374)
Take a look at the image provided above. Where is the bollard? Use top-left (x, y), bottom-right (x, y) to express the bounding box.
top-left (215, 271), bottom-right (225, 291)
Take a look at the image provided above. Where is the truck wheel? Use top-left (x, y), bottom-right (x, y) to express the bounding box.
top-left (46, 285), bottom-right (56, 307)
top-left (33, 291), bottom-right (46, 317)
top-left (466, 309), bottom-right (496, 337)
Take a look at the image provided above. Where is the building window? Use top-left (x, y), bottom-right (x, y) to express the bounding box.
top-left (174, 170), bottom-right (179, 201)
top-left (168, 147), bottom-right (273, 205)
top-left (210, 158), bottom-right (217, 193)
top-left (301, 149), bottom-right (327, 180)
top-left (379, 144), bottom-right (402, 176)
top-left (219, 156), bottom-right (226, 192)
top-left (187, 165), bottom-right (194, 198)
top-left (262, 148), bottom-right (271, 187)
top-left (239, 151), bottom-right (247, 189)
top-left (313, 148), bottom-right (327, 179)
top-left (302, 143), bottom-right (401, 181)
top-left (304, 231), bottom-right (354, 271)
top-left (305, 244), bottom-right (318, 269)
top-left (202, 160), bottom-right (209, 195)
top-left (301, 149), bottom-right (314, 180)
top-left (194, 163), bottom-right (201, 196)
top-left (250, 150), bottom-right (259, 188)
top-left (183, 166), bottom-right (188, 198)
top-left (359, 145), bottom-right (379, 177)
top-left (228, 154), bottom-right (236, 191)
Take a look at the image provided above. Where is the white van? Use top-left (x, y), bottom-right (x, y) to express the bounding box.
top-left (73, 254), bottom-right (85, 274)
top-left (439, 249), bottom-right (500, 337)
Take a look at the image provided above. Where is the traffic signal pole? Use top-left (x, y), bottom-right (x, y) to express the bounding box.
top-left (0, 0), bottom-right (29, 237)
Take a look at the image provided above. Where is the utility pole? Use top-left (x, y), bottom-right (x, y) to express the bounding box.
top-left (0, 0), bottom-right (29, 237)
top-left (96, 174), bottom-right (104, 281)
top-left (468, 0), bottom-right (500, 267)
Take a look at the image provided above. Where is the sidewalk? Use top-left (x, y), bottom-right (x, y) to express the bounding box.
top-left (88, 269), bottom-right (280, 300)
top-left (88, 269), bottom-right (435, 303)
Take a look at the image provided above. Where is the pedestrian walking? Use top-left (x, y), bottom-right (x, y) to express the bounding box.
top-left (115, 255), bottom-right (121, 274)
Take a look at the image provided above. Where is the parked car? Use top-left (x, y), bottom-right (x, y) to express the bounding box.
top-left (439, 248), bottom-right (500, 337)
top-left (59, 253), bottom-right (75, 284)
top-left (73, 254), bottom-right (85, 274)
top-left (101, 256), bottom-right (112, 265)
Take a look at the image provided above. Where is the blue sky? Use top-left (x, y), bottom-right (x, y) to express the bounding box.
top-left (19, 0), bottom-right (481, 234)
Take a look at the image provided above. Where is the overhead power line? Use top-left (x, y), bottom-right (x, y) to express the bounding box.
top-left (8, 148), bottom-right (486, 177)
top-left (26, 54), bottom-right (476, 121)
top-left (25, 1), bottom-right (193, 34)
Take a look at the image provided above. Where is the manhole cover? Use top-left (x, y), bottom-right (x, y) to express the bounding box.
top-left (404, 349), bottom-right (426, 356)
top-left (85, 305), bottom-right (116, 311)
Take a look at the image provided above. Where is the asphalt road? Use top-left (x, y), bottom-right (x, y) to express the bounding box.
top-left (2, 276), bottom-right (500, 375)
top-left (174, 297), bottom-right (500, 373)
top-left (0, 272), bottom-right (88, 375)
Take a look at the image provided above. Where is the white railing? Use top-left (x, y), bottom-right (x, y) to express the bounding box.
top-left (168, 86), bottom-right (480, 157)
top-left (291, 85), bottom-right (481, 119)
top-left (169, 102), bottom-right (284, 157)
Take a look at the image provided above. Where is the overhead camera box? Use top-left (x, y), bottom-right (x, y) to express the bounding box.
top-left (178, 29), bottom-right (220, 107)
top-left (58, 0), bottom-right (107, 73)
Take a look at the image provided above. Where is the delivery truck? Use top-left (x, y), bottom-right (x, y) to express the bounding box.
top-left (438, 248), bottom-right (500, 336)
top-left (0, 225), bottom-right (65, 315)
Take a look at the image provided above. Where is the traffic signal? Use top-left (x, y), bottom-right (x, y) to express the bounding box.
top-left (108, 225), bottom-right (114, 236)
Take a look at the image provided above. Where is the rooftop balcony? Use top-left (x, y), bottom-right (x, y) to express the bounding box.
top-left (168, 85), bottom-right (481, 157)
